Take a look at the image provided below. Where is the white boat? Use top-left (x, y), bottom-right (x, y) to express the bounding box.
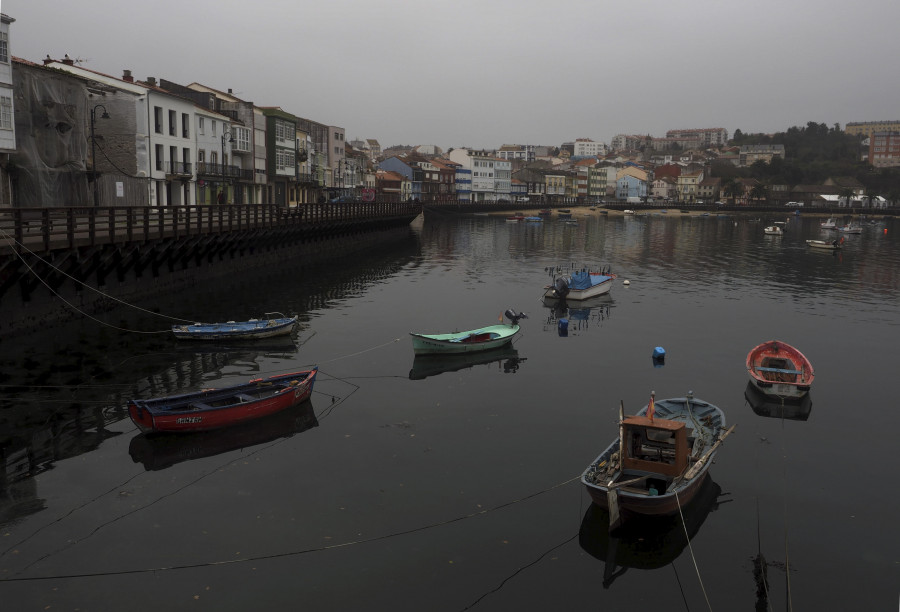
top-left (806, 238), bottom-right (843, 250)
top-left (624, 210), bottom-right (635, 215)
top-left (839, 223), bottom-right (862, 234)
top-left (544, 268), bottom-right (617, 301)
top-left (763, 226), bottom-right (783, 235)
top-left (820, 217), bottom-right (837, 229)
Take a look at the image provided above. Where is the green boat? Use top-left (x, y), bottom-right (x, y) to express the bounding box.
top-left (409, 310), bottom-right (526, 355)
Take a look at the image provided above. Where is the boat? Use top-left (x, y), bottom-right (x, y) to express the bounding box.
top-left (744, 381), bottom-right (812, 421)
top-left (172, 313), bottom-right (297, 340)
top-left (746, 340), bottom-right (814, 399)
top-left (129, 400), bottom-right (319, 470)
top-left (581, 392), bottom-right (733, 528)
top-left (538, 209), bottom-right (552, 216)
top-left (763, 226), bottom-right (783, 235)
top-left (624, 209), bottom-right (635, 215)
top-left (505, 215), bottom-right (523, 223)
top-left (839, 223), bottom-right (862, 234)
top-left (806, 237), bottom-right (843, 250)
top-left (127, 368), bottom-right (318, 433)
top-left (524, 216), bottom-right (543, 222)
top-left (544, 267), bottom-right (616, 301)
top-left (578, 475), bottom-right (724, 588)
top-left (409, 309), bottom-right (527, 355)
top-left (558, 209), bottom-right (571, 214)
top-left (820, 217), bottom-right (838, 229)
top-left (409, 345), bottom-right (524, 380)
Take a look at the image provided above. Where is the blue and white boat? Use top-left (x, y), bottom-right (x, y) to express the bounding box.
top-left (172, 313), bottom-right (297, 340)
top-left (544, 267), bottom-right (617, 301)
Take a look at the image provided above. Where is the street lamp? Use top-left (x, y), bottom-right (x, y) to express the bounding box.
top-left (220, 128), bottom-right (235, 204)
top-left (90, 104), bottom-right (110, 207)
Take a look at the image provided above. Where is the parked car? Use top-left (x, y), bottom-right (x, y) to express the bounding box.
top-left (785, 201), bottom-right (803, 207)
top-left (330, 195), bottom-right (359, 203)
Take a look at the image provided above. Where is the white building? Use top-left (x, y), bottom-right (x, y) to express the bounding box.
top-left (573, 138), bottom-right (607, 158)
top-left (448, 148), bottom-right (503, 202)
top-left (0, 13), bottom-right (16, 206)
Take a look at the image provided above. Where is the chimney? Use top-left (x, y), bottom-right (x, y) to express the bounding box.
top-left (62, 54), bottom-right (74, 66)
top-left (122, 69), bottom-right (133, 82)
top-left (228, 88), bottom-right (233, 94)
top-left (43, 55), bottom-right (54, 65)
top-left (146, 76), bottom-right (157, 86)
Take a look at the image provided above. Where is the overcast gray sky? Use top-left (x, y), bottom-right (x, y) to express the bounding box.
top-left (6, 0), bottom-right (900, 150)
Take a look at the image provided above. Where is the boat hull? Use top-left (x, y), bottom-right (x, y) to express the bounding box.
top-left (128, 369), bottom-right (317, 433)
top-left (806, 240), bottom-right (840, 250)
top-left (746, 340), bottom-right (814, 399)
top-left (581, 397), bottom-right (726, 518)
top-left (409, 324), bottom-right (519, 355)
top-left (172, 317), bottom-right (297, 340)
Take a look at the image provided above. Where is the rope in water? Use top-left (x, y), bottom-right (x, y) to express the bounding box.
top-left (675, 488), bottom-right (713, 611)
top-left (0, 476), bottom-right (581, 582)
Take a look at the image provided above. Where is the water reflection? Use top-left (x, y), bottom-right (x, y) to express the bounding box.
top-left (541, 295), bottom-right (613, 334)
top-left (578, 475), bottom-right (727, 588)
top-left (744, 381), bottom-right (813, 421)
top-left (129, 400), bottom-right (319, 471)
top-left (408, 346), bottom-right (525, 380)
top-left (0, 402), bottom-right (125, 527)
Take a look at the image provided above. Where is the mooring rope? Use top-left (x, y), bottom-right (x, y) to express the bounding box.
top-left (675, 488), bottom-right (713, 612)
top-left (779, 397), bottom-right (793, 611)
top-left (0, 227), bottom-right (187, 332)
top-left (0, 476), bottom-right (581, 582)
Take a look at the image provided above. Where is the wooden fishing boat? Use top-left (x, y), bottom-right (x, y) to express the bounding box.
top-left (129, 400), bottom-right (319, 470)
top-left (544, 267), bottom-right (616, 301)
top-left (746, 340), bottom-right (814, 399)
top-left (172, 313), bottom-right (297, 340)
top-left (581, 392), bottom-right (733, 529)
top-left (409, 310), bottom-right (526, 355)
top-left (806, 238), bottom-right (842, 250)
top-left (763, 225), bottom-right (783, 235)
top-left (128, 368), bottom-right (318, 433)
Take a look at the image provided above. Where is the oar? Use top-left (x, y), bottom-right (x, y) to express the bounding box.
top-left (683, 424), bottom-right (737, 480)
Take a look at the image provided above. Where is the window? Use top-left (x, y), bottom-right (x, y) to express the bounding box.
top-left (198, 117), bottom-right (205, 135)
top-left (154, 106), bottom-right (163, 134)
top-left (0, 96), bottom-right (11, 130)
top-left (168, 110), bottom-right (176, 136)
top-left (155, 144), bottom-right (163, 170)
top-left (0, 32), bottom-right (7, 63)
top-left (182, 113), bottom-right (190, 138)
top-left (211, 120), bottom-right (217, 136)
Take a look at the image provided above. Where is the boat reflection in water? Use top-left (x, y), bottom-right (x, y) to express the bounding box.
top-left (129, 400), bottom-right (319, 471)
top-left (408, 346), bottom-right (525, 380)
top-left (542, 295), bottom-right (613, 336)
top-left (744, 381), bottom-right (813, 421)
top-left (578, 475), bottom-right (726, 588)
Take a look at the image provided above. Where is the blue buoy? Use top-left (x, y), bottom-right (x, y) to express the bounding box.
top-left (652, 346), bottom-right (666, 360)
top-left (558, 318), bottom-right (569, 337)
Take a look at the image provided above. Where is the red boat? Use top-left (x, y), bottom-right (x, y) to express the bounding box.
top-left (746, 341), bottom-right (814, 400)
top-left (128, 368), bottom-right (318, 433)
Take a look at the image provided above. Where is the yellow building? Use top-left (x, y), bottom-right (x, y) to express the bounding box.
top-left (845, 121), bottom-right (900, 138)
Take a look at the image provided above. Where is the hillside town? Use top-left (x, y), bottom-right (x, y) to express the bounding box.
top-left (1, 13), bottom-right (898, 211)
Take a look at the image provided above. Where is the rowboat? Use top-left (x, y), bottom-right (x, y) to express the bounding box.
top-left (129, 400), bottom-right (319, 470)
top-left (128, 368), bottom-right (318, 433)
top-left (172, 313), bottom-right (297, 340)
top-left (763, 225), bottom-right (782, 235)
top-left (806, 238), bottom-right (842, 250)
top-left (581, 392), bottom-right (733, 529)
top-left (746, 340), bottom-right (814, 399)
top-left (579, 475), bottom-right (723, 586)
top-left (544, 267), bottom-right (616, 301)
top-left (409, 309), bottom-right (527, 355)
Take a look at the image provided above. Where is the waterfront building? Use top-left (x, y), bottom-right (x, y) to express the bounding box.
top-left (0, 13), bottom-right (16, 206)
top-left (675, 171), bottom-right (703, 203)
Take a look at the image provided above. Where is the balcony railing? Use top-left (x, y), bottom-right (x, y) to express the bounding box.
top-left (165, 161), bottom-right (193, 176)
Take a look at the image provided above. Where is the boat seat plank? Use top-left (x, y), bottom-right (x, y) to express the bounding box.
top-left (235, 393), bottom-right (257, 402)
top-left (189, 402), bottom-right (212, 411)
top-left (755, 366), bottom-right (802, 374)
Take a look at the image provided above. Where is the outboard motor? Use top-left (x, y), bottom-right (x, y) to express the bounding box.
top-left (505, 309), bottom-right (528, 325)
top-left (553, 277), bottom-right (570, 298)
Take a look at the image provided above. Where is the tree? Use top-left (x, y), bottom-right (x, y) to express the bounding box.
top-left (749, 184), bottom-right (768, 203)
top-left (837, 187), bottom-right (855, 207)
top-left (721, 178), bottom-right (743, 205)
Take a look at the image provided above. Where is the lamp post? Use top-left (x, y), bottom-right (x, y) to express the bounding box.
top-left (220, 128), bottom-right (235, 204)
top-left (90, 104), bottom-right (110, 207)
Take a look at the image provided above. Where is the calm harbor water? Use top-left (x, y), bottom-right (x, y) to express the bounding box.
top-left (1, 210), bottom-right (898, 611)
